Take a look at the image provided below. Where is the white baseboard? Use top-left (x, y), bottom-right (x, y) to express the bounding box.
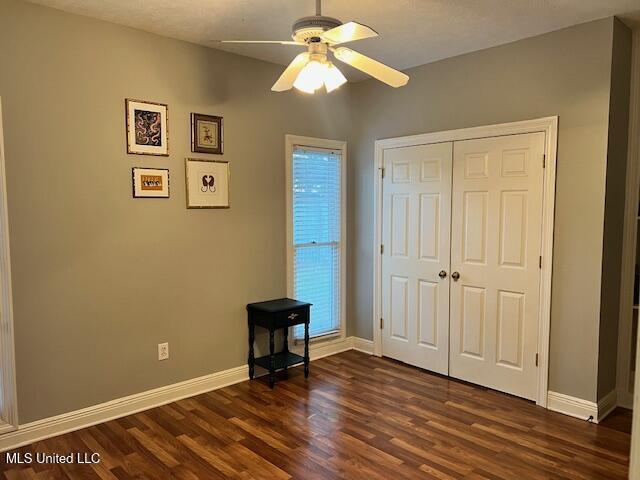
top-left (352, 337), bottom-right (374, 354)
top-left (0, 336), bottom-right (373, 452)
top-left (0, 364), bottom-right (248, 453)
top-left (291, 335), bottom-right (355, 360)
top-left (547, 391), bottom-right (598, 422)
top-left (597, 390), bottom-right (618, 423)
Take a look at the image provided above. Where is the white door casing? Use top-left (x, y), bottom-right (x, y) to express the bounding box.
top-left (448, 132), bottom-right (545, 401)
top-left (0, 98), bottom-right (18, 431)
top-left (381, 142), bottom-right (452, 374)
top-left (374, 118), bottom-right (557, 407)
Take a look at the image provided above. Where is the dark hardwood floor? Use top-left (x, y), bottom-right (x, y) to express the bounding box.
top-left (0, 351), bottom-right (631, 479)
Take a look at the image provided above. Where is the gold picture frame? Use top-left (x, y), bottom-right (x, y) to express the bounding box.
top-left (185, 158), bottom-right (230, 209)
top-left (132, 168), bottom-right (170, 198)
top-left (125, 99), bottom-right (169, 156)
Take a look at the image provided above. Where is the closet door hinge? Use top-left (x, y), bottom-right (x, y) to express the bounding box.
top-left (380, 167), bottom-right (385, 178)
top-left (380, 318), bottom-right (384, 329)
top-left (535, 353), bottom-right (539, 367)
top-left (543, 154), bottom-right (546, 169)
top-left (380, 244), bottom-right (384, 255)
top-left (539, 256), bottom-right (542, 269)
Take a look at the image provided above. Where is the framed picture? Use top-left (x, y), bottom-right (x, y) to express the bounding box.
top-left (126, 99), bottom-right (169, 156)
top-left (185, 158), bottom-right (229, 208)
top-left (191, 113), bottom-right (223, 154)
top-left (132, 168), bottom-right (170, 198)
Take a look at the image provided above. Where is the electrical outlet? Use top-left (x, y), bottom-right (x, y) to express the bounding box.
top-left (158, 342), bottom-right (169, 361)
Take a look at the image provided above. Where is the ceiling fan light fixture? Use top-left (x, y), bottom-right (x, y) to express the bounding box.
top-left (323, 62), bottom-right (347, 92)
top-left (232, 0), bottom-right (409, 93)
top-left (293, 59), bottom-right (327, 93)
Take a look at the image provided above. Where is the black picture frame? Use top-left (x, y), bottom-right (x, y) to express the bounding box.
top-left (191, 113), bottom-right (223, 155)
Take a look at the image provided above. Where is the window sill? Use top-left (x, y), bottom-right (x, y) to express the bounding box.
top-left (292, 330), bottom-right (342, 346)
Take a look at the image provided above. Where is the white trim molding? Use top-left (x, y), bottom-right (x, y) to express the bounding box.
top-left (291, 335), bottom-right (353, 360)
top-left (372, 117), bottom-right (558, 408)
top-left (0, 365), bottom-right (249, 453)
top-left (352, 337), bottom-right (374, 354)
top-left (597, 390), bottom-right (618, 423)
top-left (285, 135), bottom-right (348, 343)
top-left (617, 28), bottom-right (640, 411)
top-left (0, 98), bottom-right (17, 431)
top-left (0, 336), bottom-right (373, 452)
top-left (547, 390), bottom-right (617, 424)
top-left (629, 30), bottom-right (640, 479)
top-left (630, 303), bottom-right (640, 477)
top-left (547, 391), bottom-right (598, 422)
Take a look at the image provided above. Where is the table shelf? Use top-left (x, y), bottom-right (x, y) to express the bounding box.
top-left (254, 351), bottom-right (304, 371)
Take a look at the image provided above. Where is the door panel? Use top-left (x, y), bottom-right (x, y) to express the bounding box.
top-left (449, 132), bottom-right (544, 401)
top-left (418, 280), bottom-right (438, 348)
top-left (381, 142), bottom-right (452, 374)
top-left (390, 275), bottom-right (409, 340)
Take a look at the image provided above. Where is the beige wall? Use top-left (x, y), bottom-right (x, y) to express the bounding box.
top-left (598, 19), bottom-right (632, 400)
top-left (0, 0), bottom-right (350, 423)
top-left (347, 18), bottom-right (617, 402)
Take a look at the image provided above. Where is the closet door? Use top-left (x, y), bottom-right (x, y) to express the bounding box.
top-left (449, 132), bottom-right (545, 400)
top-left (381, 142), bottom-right (452, 374)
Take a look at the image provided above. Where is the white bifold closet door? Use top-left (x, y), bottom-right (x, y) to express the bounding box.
top-left (381, 142), bottom-right (453, 374)
top-left (449, 132), bottom-right (545, 401)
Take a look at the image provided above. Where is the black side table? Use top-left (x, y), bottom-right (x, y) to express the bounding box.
top-left (246, 298), bottom-right (312, 388)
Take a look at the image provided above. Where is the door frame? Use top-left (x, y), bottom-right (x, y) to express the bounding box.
top-left (0, 97), bottom-right (18, 432)
top-left (616, 30), bottom-right (639, 410)
top-left (372, 116), bottom-right (558, 407)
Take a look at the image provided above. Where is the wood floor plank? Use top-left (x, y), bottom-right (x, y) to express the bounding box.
top-left (0, 351), bottom-right (631, 479)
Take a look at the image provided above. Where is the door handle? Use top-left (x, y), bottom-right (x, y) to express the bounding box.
top-left (438, 270), bottom-right (447, 279)
top-left (451, 271), bottom-right (460, 281)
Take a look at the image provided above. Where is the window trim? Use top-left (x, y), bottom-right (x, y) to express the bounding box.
top-left (285, 135), bottom-right (347, 342)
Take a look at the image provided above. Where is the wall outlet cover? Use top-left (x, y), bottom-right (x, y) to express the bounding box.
top-left (158, 342), bottom-right (169, 361)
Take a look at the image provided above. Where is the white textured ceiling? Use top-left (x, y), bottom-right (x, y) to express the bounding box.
top-left (28, 0), bottom-right (640, 81)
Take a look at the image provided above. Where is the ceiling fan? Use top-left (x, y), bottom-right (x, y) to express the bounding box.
top-left (217, 0), bottom-right (409, 94)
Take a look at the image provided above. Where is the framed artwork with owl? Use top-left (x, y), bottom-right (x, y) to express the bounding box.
top-left (185, 158), bottom-right (229, 209)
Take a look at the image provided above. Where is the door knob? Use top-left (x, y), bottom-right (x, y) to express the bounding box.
top-left (451, 271), bottom-right (460, 281)
top-left (438, 270), bottom-right (447, 279)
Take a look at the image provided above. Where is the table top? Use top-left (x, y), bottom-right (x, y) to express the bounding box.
top-left (246, 297), bottom-right (311, 313)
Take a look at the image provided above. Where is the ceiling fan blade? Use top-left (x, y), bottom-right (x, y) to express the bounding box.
top-left (332, 47), bottom-right (408, 87)
top-left (271, 52), bottom-right (311, 92)
top-left (216, 40), bottom-right (305, 45)
top-left (321, 21), bottom-right (378, 44)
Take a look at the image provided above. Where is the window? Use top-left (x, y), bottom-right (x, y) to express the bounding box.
top-left (286, 136), bottom-right (346, 340)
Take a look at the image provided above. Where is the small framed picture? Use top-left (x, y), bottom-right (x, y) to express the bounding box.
top-left (185, 158), bottom-right (229, 209)
top-left (126, 99), bottom-right (168, 156)
top-left (191, 113), bottom-right (223, 154)
top-left (132, 168), bottom-right (170, 198)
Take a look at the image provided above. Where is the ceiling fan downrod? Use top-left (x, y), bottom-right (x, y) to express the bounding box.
top-left (316, 0), bottom-right (321, 16)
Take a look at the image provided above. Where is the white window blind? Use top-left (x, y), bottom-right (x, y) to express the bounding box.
top-left (292, 146), bottom-right (342, 339)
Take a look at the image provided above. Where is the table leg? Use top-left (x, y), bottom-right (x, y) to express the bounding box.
top-left (283, 328), bottom-right (289, 379)
top-left (248, 322), bottom-right (255, 380)
top-left (269, 329), bottom-right (275, 388)
top-left (304, 321), bottom-right (310, 379)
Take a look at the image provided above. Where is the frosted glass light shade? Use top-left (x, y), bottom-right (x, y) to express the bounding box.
top-left (293, 60), bottom-right (326, 93)
top-left (324, 63), bottom-right (347, 92)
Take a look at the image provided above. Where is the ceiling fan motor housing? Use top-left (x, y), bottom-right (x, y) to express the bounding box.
top-left (292, 16), bottom-right (342, 43)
